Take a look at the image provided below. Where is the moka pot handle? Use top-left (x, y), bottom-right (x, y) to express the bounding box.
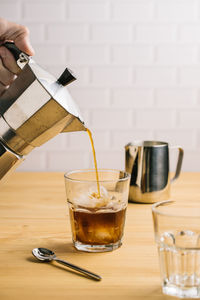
top-left (2, 41), bottom-right (29, 68)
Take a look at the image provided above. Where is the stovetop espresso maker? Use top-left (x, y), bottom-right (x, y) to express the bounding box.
top-left (0, 42), bottom-right (86, 183)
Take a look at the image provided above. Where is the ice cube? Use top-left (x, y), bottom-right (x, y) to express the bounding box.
top-left (74, 184), bottom-right (112, 209)
top-left (73, 184), bottom-right (125, 211)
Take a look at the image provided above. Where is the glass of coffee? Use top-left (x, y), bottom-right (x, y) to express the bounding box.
top-left (64, 169), bottom-right (130, 252)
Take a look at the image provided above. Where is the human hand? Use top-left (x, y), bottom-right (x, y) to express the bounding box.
top-left (0, 18), bottom-right (34, 96)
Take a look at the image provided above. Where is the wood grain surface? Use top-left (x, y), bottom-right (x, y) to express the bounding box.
top-left (0, 172), bottom-right (199, 300)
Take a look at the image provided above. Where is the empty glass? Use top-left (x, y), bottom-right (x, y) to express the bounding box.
top-left (152, 200), bottom-right (200, 298)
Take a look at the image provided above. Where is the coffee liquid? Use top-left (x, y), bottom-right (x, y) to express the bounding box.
top-left (86, 128), bottom-right (100, 197)
top-left (69, 207), bottom-right (126, 245)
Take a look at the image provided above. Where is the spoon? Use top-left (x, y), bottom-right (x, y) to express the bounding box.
top-left (32, 247), bottom-right (101, 281)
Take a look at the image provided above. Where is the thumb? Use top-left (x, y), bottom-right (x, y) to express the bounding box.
top-left (15, 33), bottom-right (35, 56)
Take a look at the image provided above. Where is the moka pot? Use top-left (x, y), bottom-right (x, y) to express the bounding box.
top-left (0, 42), bottom-right (86, 183)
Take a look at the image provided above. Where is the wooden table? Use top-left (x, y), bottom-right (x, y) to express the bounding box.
top-left (0, 172), bottom-right (200, 300)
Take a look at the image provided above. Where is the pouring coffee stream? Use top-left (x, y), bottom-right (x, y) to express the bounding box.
top-left (86, 128), bottom-right (101, 198)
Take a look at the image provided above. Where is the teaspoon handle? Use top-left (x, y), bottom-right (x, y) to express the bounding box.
top-left (54, 258), bottom-right (102, 281)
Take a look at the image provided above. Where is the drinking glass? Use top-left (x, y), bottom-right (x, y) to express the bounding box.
top-left (64, 169), bottom-right (130, 252)
top-left (152, 200), bottom-right (200, 298)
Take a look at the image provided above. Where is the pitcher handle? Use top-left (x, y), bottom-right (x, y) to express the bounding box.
top-left (170, 146), bottom-right (184, 183)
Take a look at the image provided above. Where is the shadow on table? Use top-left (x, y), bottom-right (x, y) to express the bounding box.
top-left (48, 240), bottom-right (75, 253)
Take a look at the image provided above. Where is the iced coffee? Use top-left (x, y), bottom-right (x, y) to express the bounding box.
top-left (64, 170), bottom-right (130, 252)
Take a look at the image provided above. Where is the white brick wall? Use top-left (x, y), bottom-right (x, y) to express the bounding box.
top-left (135, 24), bottom-right (178, 42)
top-left (136, 109), bottom-right (177, 129)
top-left (156, 45), bottom-right (198, 65)
top-left (69, 45), bottom-right (109, 65)
top-left (1, 0), bottom-right (200, 172)
top-left (68, 1), bottom-right (110, 21)
top-left (155, 0), bottom-right (198, 22)
top-left (0, 0), bottom-right (21, 21)
top-left (91, 24), bottom-right (132, 43)
top-left (112, 1), bottom-right (154, 21)
top-left (23, 1), bottom-right (66, 21)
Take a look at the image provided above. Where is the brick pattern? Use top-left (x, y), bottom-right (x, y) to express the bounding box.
top-left (1, 0), bottom-right (200, 171)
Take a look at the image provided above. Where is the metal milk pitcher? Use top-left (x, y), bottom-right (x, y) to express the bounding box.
top-left (125, 141), bottom-right (184, 203)
top-left (0, 42), bottom-right (86, 183)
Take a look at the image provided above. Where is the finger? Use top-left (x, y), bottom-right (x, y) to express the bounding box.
top-left (0, 81), bottom-right (8, 96)
top-left (0, 18), bottom-right (34, 56)
top-left (0, 46), bottom-right (20, 74)
top-left (15, 30), bottom-right (34, 56)
top-left (0, 57), bottom-right (15, 86)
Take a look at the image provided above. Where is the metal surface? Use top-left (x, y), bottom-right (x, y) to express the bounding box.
top-left (0, 60), bottom-right (86, 155)
top-left (0, 43), bottom-right (86, 181)
top-left (32, 248), bottom-right (102, 281)
top-left (125, 141), bottom-right (184, 203)
top-left (0, 140), bottom-right (24, 184)
top-left (17, 52), bottom-right (29, 69)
